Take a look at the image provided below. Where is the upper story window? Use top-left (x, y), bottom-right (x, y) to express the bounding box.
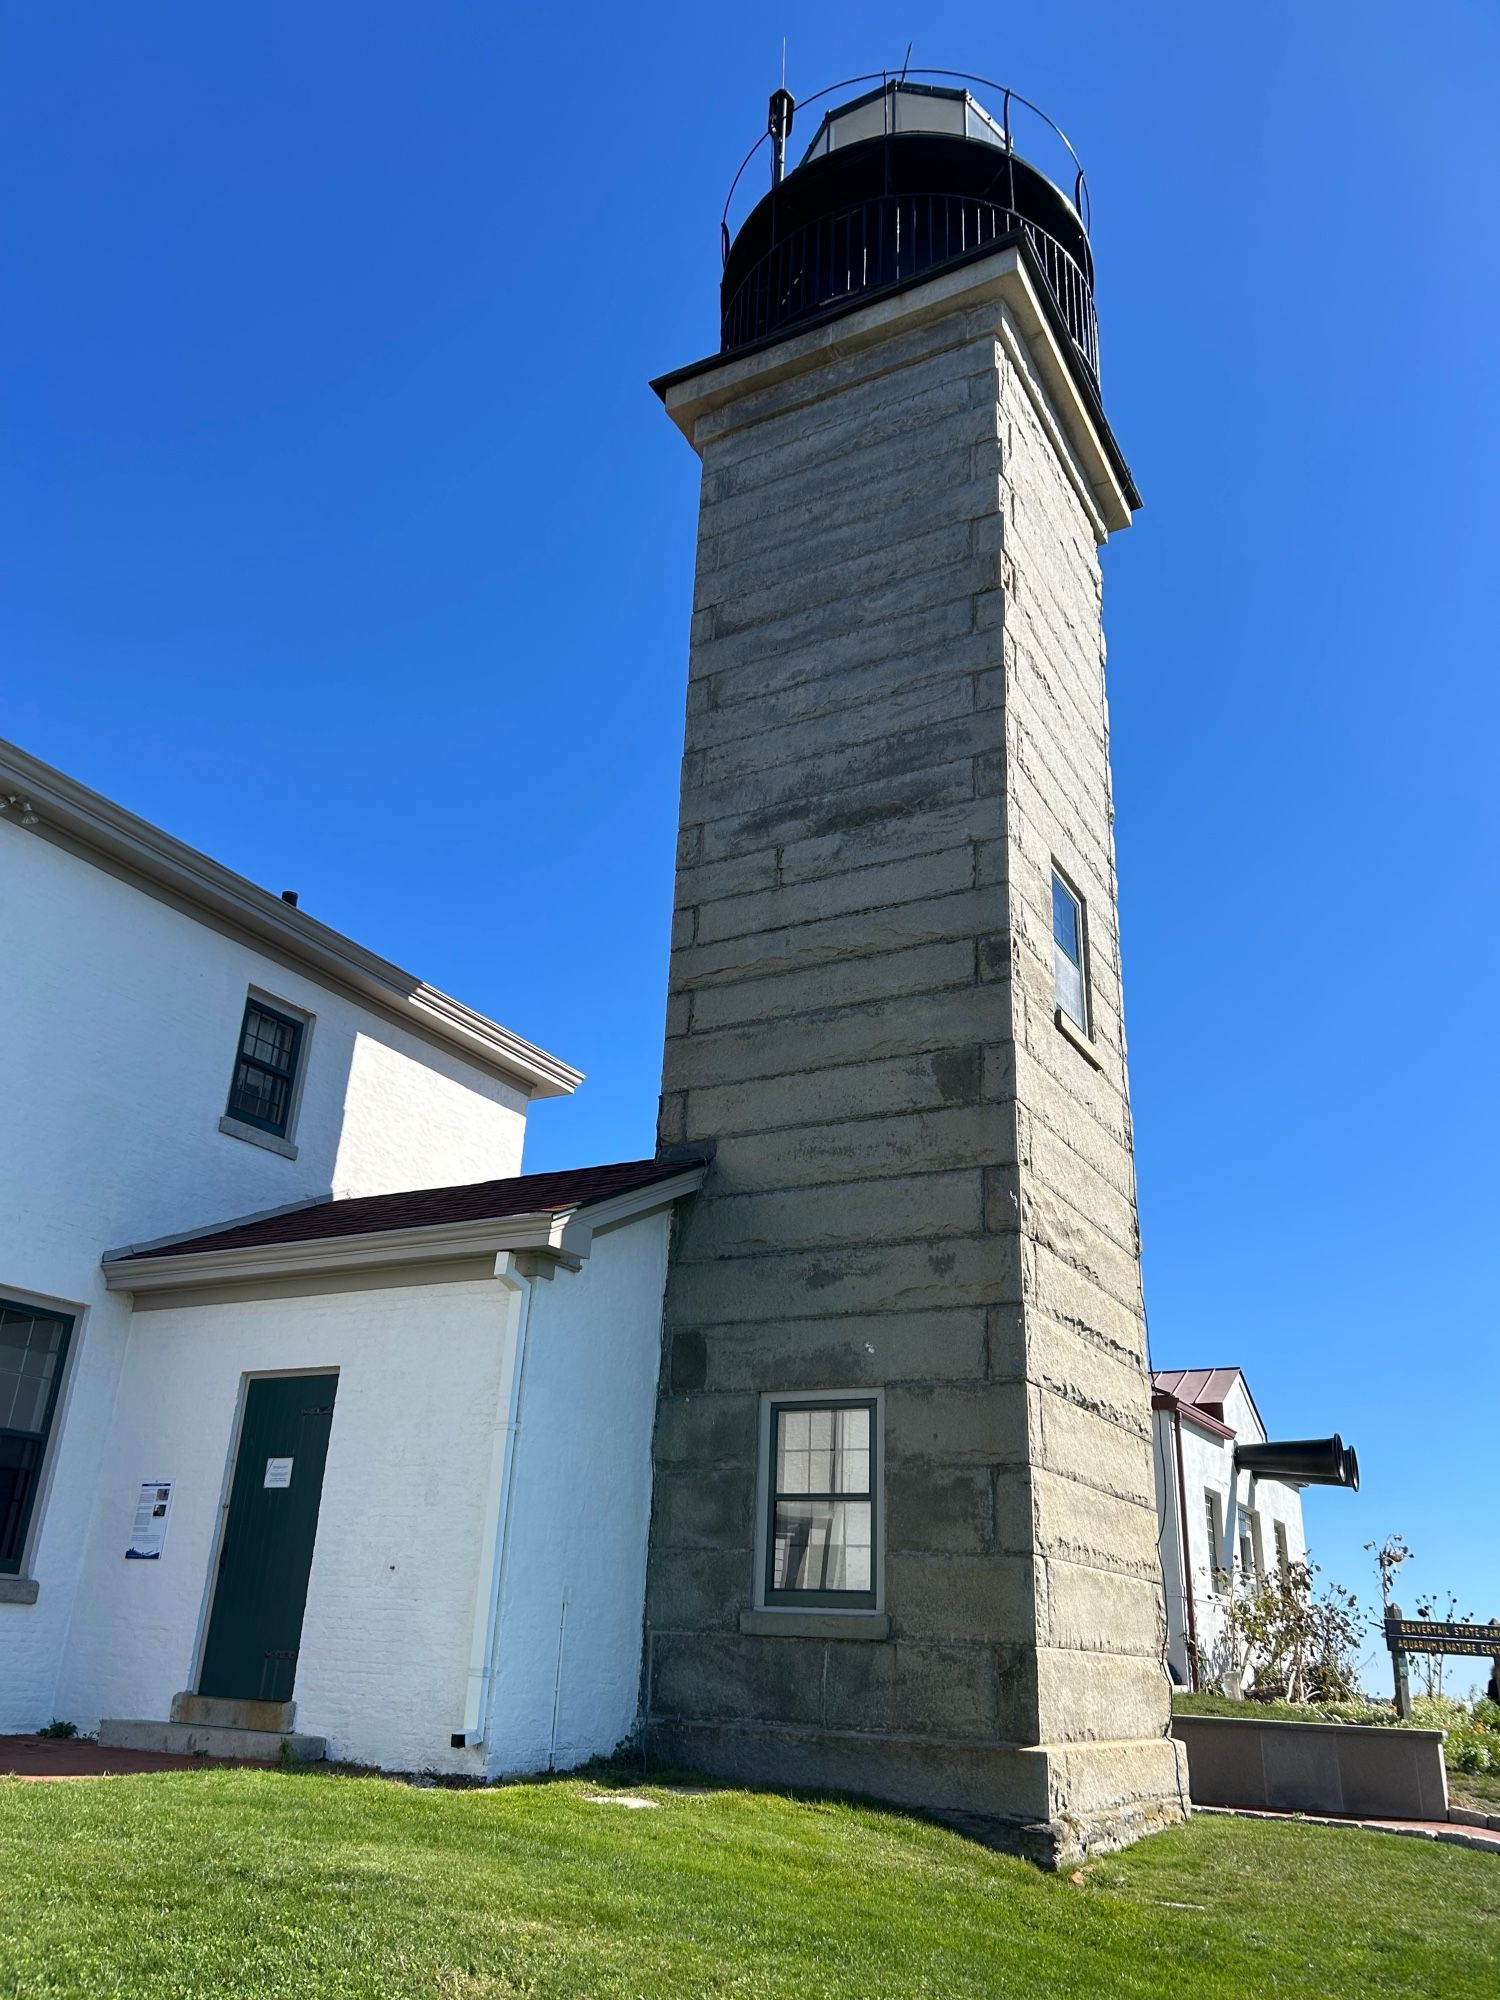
top-left (1239, 1514), bottom-right (1259, 1586)
top-left (1203, 1488), bottom-right (1225, 1586)
top-left (0, 1299), bottom-right (74, 1575)
top-left (764, 1398), bottom-right (878, 1609)
top-left (1051, 867), bottom-right (1089, 1032)
top-left (226, 998), bottom-right (304, 1139)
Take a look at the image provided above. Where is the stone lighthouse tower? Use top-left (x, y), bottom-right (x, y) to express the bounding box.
top-left (644, 76), bottom-right (1186, 1862)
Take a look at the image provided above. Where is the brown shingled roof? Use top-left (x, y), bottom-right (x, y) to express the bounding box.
top-left (1152, 1367), bottom-right (1244, 1420)
top-left (122, 1157), bottom-right (699, 1261)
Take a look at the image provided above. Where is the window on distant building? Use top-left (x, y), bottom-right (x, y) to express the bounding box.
top-left (1204, 1489), bottom-right (1225, 1588)
top-left (224, 997), bottom-right (305, 1140)
top-left (1275, 1521), bottom-right (1291, 1578)
top-left (0, 1299), bottom-right (74, 1575)
top-left (1051, 867), bottom-right (1089, 1032)
top-left (763, 1398), bottom-right (878, 1609)
top-left (1239, 1513), bottom-right (1260, 1586)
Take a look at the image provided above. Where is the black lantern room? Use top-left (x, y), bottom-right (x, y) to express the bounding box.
top-left (720, 79), bottom-right (1100, 388)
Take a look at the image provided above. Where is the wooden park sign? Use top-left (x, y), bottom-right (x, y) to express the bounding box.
top-left (1384, 1607), bottom-right (1500, 1718)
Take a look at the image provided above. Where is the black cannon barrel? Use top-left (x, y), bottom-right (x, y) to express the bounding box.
top-left (1234, 1436), bottom-right (1360, 1491)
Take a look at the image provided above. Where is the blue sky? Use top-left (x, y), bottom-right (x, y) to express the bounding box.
top-left (4, 3), bottom-right (1497, 1664)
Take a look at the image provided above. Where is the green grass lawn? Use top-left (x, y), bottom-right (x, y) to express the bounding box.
top-left (1, 1771), bottom-right (1497, 1998)
top-left (1173, 1690), bottom-right (1383, 1724)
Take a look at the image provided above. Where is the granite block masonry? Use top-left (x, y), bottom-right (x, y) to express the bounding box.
top-left (643, 235), bottom-right (1187, 1864)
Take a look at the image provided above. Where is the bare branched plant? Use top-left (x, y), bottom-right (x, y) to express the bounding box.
top-left (1216, 1559), bottom-right (1363, 1704)
top-left (1365, 1533), bottom-right (1413, 1614)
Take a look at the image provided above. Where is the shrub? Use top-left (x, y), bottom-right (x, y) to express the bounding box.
top-left (36, 1719), bottom-right (77, 1740)
top-left (1413, 1695), bottom-right (1499, 1774)
top-left (1216, 1560), bottom-right (1363, 1703)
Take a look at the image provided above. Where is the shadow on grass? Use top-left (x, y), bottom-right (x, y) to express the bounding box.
top-left (282, 1747), bottom-right (1072, 1867)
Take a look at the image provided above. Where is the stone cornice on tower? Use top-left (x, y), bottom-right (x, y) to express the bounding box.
top-left (654, 239), bottom-right (1139, 540)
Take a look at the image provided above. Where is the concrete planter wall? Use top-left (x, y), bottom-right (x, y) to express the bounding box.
top-left (1173, 1713), bottom-right (1449, 1820)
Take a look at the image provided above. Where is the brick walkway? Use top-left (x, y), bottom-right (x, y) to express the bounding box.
top-left (0, 1734), bottom-right (275, 1780)
top-left (1197, 1803), bottom-right (1500, 1853)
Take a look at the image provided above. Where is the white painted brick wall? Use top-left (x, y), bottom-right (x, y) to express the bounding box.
top-left (486, 1212), bottom-right (671, 1778)
top-left (55, 1278), bottom-right (509, 1770)
top-left (49, 1212), bottom-right (670, 1774)
top-left (0, 824), bottom-right (530, 1730)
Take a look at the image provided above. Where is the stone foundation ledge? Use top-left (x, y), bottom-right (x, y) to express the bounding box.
top-left (645, 1717), bottom-right (1187, 1869)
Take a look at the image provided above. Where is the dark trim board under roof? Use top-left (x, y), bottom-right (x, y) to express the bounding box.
top-left (116, 1158), bottom-right (700, 1262)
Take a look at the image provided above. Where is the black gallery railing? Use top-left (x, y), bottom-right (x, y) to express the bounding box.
top-left (721, 192), bottom-right (1099, 384)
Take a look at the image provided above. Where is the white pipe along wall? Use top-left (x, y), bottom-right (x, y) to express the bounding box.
top-left (459, 1252), bottom-right (532, 1749)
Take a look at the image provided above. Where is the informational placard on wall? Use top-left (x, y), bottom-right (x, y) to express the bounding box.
top-left (263, 1457), bottom-right (294, 1490)
top-left (125, 1479), bottom-right (174, 1560)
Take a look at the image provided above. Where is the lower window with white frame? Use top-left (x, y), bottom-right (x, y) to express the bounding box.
top-left (762, 1395), bottom-right (878, 1610)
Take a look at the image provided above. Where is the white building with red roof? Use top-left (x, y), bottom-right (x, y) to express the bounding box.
top-left (1151, 1366), bottom-right (1359, 1692)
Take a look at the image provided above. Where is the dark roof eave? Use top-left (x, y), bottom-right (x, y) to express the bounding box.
top-left (108, 1155), bottom-right (709, 1265)
top-left (1151, 1390), bottom-right (1238, 1442)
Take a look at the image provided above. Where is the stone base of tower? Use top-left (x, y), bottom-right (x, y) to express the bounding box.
top-left (644, 1718), bottom-right (1189, 1869)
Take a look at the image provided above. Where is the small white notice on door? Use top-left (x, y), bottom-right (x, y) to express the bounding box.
top-left (126, 1479), bottom-right (174, 1560)
top-left (263, 1457), bottom-right (294, 1490)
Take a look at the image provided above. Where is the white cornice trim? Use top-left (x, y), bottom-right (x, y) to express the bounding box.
top-left (103, 1211), bottom-right (565, 1294)
top-left (658, 244), bottom-right (1133, 537)
top-left (0, 738), bottom-right (583, 1100)
top-left (101, 1166), bottom-right (705, 1304)
top-left (556, 1168), bottom-right (706, 1251)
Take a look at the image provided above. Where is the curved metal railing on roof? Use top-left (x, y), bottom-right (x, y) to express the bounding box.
top-left (717, 69), bottom-right (1101, 383)
top-left (721, 189), bottom-right (1098, 378)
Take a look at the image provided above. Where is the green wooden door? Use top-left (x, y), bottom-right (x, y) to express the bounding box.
top-left (198, 1374), bottom-right (338, 1702)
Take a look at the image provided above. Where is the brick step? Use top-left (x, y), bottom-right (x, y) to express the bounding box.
top-left (97, 1718), bottom-right (324, 1762)
top-left (169, 1691), bottom-right (296, 1733)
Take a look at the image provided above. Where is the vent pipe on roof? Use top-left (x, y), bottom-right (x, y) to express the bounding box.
top-left (1235, 1436), bottom-right (1360, 1491)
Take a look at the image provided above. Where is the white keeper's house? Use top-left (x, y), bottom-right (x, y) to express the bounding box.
top-left (1151, 1366), bottom-right (1359, 1693)
top-left (0, 737), bottom-right (703, 1775)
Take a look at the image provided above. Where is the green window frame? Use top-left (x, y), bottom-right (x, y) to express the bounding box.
top-left (765, 1398), bottom-right (878, 1610)
top-left (0, 1299), bottom-right (74, 1575)
top-left (225, 998), bottom-right (304, 1138)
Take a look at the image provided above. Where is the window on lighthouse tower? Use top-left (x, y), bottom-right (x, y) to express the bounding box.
top-left (1051, 868), bottom-right (1090, 1032)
